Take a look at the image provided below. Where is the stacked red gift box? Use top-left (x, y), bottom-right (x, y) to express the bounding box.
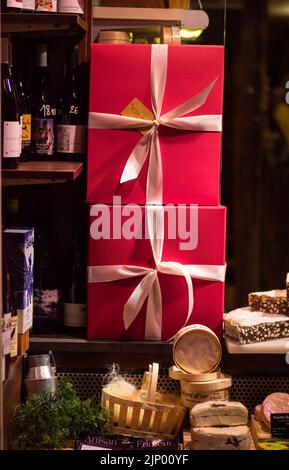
top-left (86, 43), bottom-right (226, 341)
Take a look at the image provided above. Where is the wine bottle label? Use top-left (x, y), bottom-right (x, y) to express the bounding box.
top-left (7, 0), bottom-right (22, 8)
top-left (3, 313), bottom-right (11, 356)
top-left (22, 114), bottom-right (32, 144)
top-left (57, 124), bottom-right (86, 154)
top-left (32, 118), bottom-right (55, 155)
top-left (19, 116), bottom-right (23, 155)
top-left (34, 289), bottom-right (61, 321)
top-left (35, 0), bottom-right (57, 11)
top-left (10, 315), bottom-right (18, 359)
top-left (64, 303), bottom-right (86, 327)
top-left (22, 0), bottom-right (35, 9)
top-left (57, 0), bottom-right (84, 14)
top-left (3, 121), bottom-right (21, 158)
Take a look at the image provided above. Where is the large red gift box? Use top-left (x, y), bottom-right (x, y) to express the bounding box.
top-left (87, 205), bottom-right (226, 340)
top-left (87, 44), bottom-right (224, 205)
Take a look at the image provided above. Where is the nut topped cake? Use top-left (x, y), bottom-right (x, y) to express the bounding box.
top-left (224, 307), bottom-right (289, 344)
top-left (249, 290), bottom-right (288, 315)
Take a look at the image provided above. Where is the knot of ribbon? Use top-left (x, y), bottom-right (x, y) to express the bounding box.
top-left (88, 44), bottom-right (222, 205)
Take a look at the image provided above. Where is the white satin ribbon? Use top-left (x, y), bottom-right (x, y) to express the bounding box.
top-left (89, 45), bottom-right (222, 205)
top-left (88, 207), bottom-right (226, 340)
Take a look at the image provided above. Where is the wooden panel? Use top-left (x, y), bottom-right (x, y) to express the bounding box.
top-left (232, 0), bottom-right (268, 305)
top-left (3, 357), bottom-right (23, 450)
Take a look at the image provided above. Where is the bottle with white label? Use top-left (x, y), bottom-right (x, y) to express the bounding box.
top-left (32, 44), bottom-right (56, 160)
top-left (57, 45), bottom-right (87, 162)
top-left (1, 38), bottom-right (21, 170)
top-left (63, 207), bottom-right (87, 333)
top-left (1, 0), bottom-right (22, 12)
top-left (57, 0), bottom-right (84, 14)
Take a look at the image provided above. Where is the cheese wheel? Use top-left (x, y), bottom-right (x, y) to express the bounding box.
top-left (173, 325), bottom-right (222, 374)
top-left (262, 393), bottom-right (289, 429)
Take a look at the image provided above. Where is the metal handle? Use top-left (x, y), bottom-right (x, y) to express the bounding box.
top-left (48, 350), bottom-right (57, 374)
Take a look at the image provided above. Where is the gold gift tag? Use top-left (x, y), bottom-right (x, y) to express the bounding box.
top-left (121, 97), bottom-right (154, 135)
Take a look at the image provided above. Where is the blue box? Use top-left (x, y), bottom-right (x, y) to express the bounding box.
top-left (4, 228), bottom-right (34, 333)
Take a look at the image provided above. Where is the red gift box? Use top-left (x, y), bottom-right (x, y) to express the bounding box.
top-left (87, 44), bottom-right (224, 205)
top-left (87, 205), bottom-right (226, 340)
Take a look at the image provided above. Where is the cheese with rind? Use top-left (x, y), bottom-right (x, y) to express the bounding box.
top-left (190, 401), bottom-right (248, 427)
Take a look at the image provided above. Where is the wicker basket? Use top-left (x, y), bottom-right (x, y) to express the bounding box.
top-left (101, 363), bottom-right (186, 438)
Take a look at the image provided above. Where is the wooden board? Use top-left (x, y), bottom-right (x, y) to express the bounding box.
top-left (2, 161), bottom-right (83, 186)
top-left (251, 416), bottom-right (289, 450)
top-left (0, 13), bottom-right (87, 35)
top-left (3, 356), bottom-right (23, 450)
top-left (225, 336), bottom-right (289, 354)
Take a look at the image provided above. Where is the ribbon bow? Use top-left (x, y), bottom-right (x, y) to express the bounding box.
top-left (89, 45), bottom-right (222, 205)
top-left (88, 207), bottom-right (226, 340)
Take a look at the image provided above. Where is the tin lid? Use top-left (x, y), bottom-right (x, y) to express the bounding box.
top-left (98, 31), bottom-right (130, 44)
top-left (169, 365), bottom-right (221, 383)
top-left (180, 373), bottom-right (232, 392)
top-left (173, 325), bottom-right (222, 375)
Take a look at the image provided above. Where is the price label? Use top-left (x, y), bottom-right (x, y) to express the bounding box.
top-left (271, 414), bottom-right (289, 439)
top-left (40, 105), bottom-right (56, 117)
top-left (69, 105), bottom-right (80, 115)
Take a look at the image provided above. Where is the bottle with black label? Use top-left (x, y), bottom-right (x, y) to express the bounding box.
top-left (33, 203), bottom-right (62, 334)
top-left (63, 207), bottom-right (87, 333)
top-left (1, 38), bottom-right (21, 170)
top-left (57, 45), bottom-right (87, 162)
top-left (32, 44), bottom-right (56, 160)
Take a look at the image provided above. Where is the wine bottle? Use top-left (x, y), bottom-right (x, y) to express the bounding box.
top-left (63, 217), bottom-right (87, 333)
top-left (57, 45), bottom-right (87, 162)
top-left (2, 249), bottom-right (12, 382)
top-left (1, 38), bottom-right (21, 170)
top-left (33, 213), bottom-right (61, 334)
top-left (1, 0), bottom-right (22, 12)
top-left (16, 74), bottom-right (32, 161)
top-left (32, 44), bottom-right (56, 160)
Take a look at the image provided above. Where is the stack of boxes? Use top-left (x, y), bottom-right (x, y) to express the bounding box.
top-left (86, 44), bottom-right (226, 340)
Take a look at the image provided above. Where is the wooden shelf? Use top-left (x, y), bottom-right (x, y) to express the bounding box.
top-left (92, 6), bottom-right (209, 29)
top-left (0, 12), bottom-right (87, 35)
top-left (2, 161), bottom-right (83, 186)
top-left (29, 334), bottom-right (289, 375)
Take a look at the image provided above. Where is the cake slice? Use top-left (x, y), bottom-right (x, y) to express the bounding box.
top-left (224, 307), bottom-right (289, 344)
top-left (190, 401), bottom-right (248, 427)
top-left (249, 290), bottom-right (288, 315)
top-left (191, 425), bottom-right (251, 450)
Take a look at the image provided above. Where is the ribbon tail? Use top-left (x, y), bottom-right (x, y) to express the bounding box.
top-left (145, 276), bottom-right (163, 340)
top-left (120, 132), bottom-right (152, 184)
top-left (123, 271), bottom-right (156, 331)
top-left (162, 115), bottom-right (222, 132)
top-left (146, 130), bottom-right (163, 205)
top-left (161, 77), bottom-right (219, 121)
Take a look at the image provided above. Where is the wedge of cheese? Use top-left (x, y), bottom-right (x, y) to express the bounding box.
top-left (191, 425), bottom-right (251, 450)
top-left (190, 401), bottom-right (248, 427)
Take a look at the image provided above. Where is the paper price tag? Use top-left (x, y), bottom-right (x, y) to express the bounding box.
top-left (121, 98), bottom-right (154, 135)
